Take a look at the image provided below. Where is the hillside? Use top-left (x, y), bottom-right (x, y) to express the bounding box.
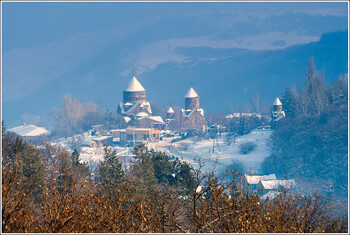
top-left (2, 31), bottom-right (348, 128)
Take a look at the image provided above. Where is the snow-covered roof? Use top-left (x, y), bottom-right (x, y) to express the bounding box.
top-left (185, 87), bottom-right (199, 98)
top-left (272, 111), bottom-right (286, 121)
top-left (245, 174), bottom-right (277, 185)
top-left (124, 76), bottom-right (145, 92)
top-left (198, 108), bottom-right (204, 117)
top-left (135, 112), bottom-right (149, 117)
top-left (273, 97), bottom-right (282, 106)
top-left (261, 191), bottom-right (281, 200)
top-left (167, 107), bottom-right (174, 113)
top-left (141, 102), bottom-right (152, 113)
top-left (124, 116), bottom-right (131, 123)
top-left (111, 129), bottom-right (126, 132)
top-left (139, 116), bottom-right (165, 124)
top-left (181, 108), bottom-right (204, 118)
top-left (8, 124), bottom-right (50, 137)
top-left (261, 179), bottom-right (295, 190)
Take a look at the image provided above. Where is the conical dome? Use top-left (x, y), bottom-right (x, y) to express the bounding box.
top-left (185, 87), bottom-right (199, 98)
top-left (124, 76), bottom-right (145, 92)
top-left (273, 97), bottom-right (282, 106)
top-left (167, 107), bottom-right (174, 113)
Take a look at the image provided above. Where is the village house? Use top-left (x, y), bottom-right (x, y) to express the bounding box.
top-left (120, 128), bottom-right (160, 146)
top-left (257, 179), bottom-right (296, 195)
top-left (8, 123), bottom-right (50, 144)
top-left (244, 174), bottom-right (277, 191)
top-left (91, 136), bottom-right (113, 148)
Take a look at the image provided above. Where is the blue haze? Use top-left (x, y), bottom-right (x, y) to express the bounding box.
top-left (1, 2), bottom-right (348, 128)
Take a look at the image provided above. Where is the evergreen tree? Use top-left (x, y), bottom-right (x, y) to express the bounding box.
top-left (72, 148), bottom-right (80, 167)
top-left (99, 146), bottom-right (125, 190)
top-left (151, 150), bottom-right (174, 185)
top-left (281, 87), bottom-right (299, 118)
top-left (131, 144), bottom-right (158, 192)
top-left (1, 126), bottom-right (45, 196)
top-left (238, 116), bottom-right (249, 135)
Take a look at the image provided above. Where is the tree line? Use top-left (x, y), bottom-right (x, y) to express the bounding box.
top-left (2, 122), bottom-right (347, 233)
top-left (262, 58), bottom-right (348, 200)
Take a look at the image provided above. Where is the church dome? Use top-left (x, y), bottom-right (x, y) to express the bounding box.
top-left (124, 76), bottom-right (145, 92)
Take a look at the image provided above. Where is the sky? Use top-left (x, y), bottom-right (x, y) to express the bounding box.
top-left (1, 1), bottom-right (348, 128)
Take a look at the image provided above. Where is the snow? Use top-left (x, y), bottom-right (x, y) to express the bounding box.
top-left (148, 129), bottom-right (272, 174)
top-left (52, 128), bottom-right (272, 177)
top-left (135, 112), bottom-right (149, 117)
top-left (261, 191), bottom-right (280, 200)
top-left (261, 179), bottom-right (296, 190)
top-left (92, 136), bottom-right (112, 141)
top-left (167, 107), bottom-right (175, 113)
top-left (124, 76), bottom-right (145, 92)
top-left (139, 116), bottom-right (165, 124)
top-left (8, 124), bottom-right (50, 137)
top-left (273, 97), bottom-right (282, 106)
top-left (185, 87), bottom-right (199, 98)
top-left (245, 174), bottom-right (277, 185)
top-left (124, 116), bottom-right (131, 123)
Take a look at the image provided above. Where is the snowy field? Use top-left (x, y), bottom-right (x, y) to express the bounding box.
top-left (147, 129), bottom-right (272, 174)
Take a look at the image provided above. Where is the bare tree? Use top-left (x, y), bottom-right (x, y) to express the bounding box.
top-left (52, 94), bottom-right (102, 137)
top-left (303, 58), bottom-right (327, 116)
top-left (252, 92), bottom-right (260, 113)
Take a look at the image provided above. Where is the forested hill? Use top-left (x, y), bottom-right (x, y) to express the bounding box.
top-left (262, 59), bottom-right (348, 203)
top-left (3, 31), bottom-right (348, 128)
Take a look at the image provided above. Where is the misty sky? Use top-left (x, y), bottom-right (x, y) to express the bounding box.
top-left (1, 1), bottom-right (348, 127)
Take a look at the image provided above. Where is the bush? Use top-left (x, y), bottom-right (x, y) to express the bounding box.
top-left (239, 141), bottom-right (257, 154)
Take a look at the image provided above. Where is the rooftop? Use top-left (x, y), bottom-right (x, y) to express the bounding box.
top-left (124, 76), bottom-right (145, 92)
top-left (185, 87), bottom-right (199, 98)
top-left (261, 179), bottom-right (295, 190)
top-left (8, 124), bottom-right (50, 137)
top-left (245, 174), bottom-right (277, 185)
top-left (167, 107), bottom-right (175, 113)
top-left (273, 97), bottom-right (282, 106)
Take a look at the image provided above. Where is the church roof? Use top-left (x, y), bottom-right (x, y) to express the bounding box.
top-left (124, 76), bottom-right (145, 92)
top-left (273, 97), bottom-right (282, 106)
top-left (167, 107), bottom-right (174, 113)
top-left (185, 87), bottom-right (199, 98)
top-left (135, 112), bottom-right (149, 117)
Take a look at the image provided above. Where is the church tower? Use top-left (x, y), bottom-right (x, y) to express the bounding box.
top-left (123, 76), bottom-right (146, 104)
top-left (273, 97), bottom-right (283, 112)
top-left (185, 87), bottom-right (200, 110)
top-left (181, 87), bottom-right (206, 130)
top-left (271, 97), bottom-right (285, 129)
top-left (166, 107), bottom-right (175, 119)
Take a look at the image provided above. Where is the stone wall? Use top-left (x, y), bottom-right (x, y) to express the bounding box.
top-left (185, 97), bottom-right (199, 110)
top-left (123, 91), bottom-right (146, 103)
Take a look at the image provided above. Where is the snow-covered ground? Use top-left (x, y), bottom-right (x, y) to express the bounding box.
top-left (52, 129), bottom-right (272, 174)
top-left (147, 129), bottom-right (272, 174)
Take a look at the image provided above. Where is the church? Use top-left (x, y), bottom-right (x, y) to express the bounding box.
top-left (270, 97), bottom-right (286, 129)
top-left (117, 76), bottom-right (165, 128)
top-left (180, 87), bottom-right (206, 130)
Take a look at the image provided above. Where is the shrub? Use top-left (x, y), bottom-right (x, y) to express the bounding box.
top-left (239, 141), bottom-right (257, 154)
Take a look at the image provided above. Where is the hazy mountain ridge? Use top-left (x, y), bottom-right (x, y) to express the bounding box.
top-left (3, 30), bottom-right (347, 128)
